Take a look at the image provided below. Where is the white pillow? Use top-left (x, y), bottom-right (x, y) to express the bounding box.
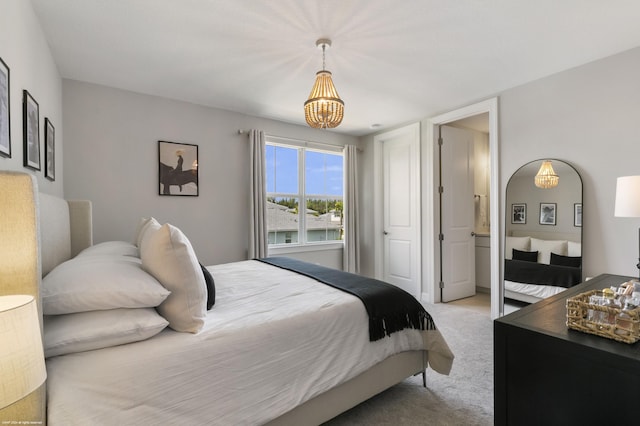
top-left (76, 241), bottom-right (139, 258)
top-left (42, 255), bottom-right (170, 315)
top-left (134, 217), bottom-right (156, 247)
top-left (140, 223), bottom-right (206, 333)
top-left (568, 241), bottom-right (582, 257)
top-left (137, 217), bottom-right (160, 250)
top-left (44, 308), bottom-right (168, 358)
top-left (505, 236), bottom-right (530, 260)
top-left (530, 238), bottom-right (568, 265)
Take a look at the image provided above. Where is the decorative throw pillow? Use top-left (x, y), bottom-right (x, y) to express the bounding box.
top-left (42, 256), bottom-right (170, 315)
top-left (568, 241), bottom-right (582, 257)
top-left (133, 217), bottom-right (155, 247)
top-left (505, 236), bottom-right (530, 260)
top-left (140, 223), bottom-right (207, 333)
top-left (550, 252), bottom-right (582, 268)
top-left (530, 238), bottom-right (568, 265)
top-left (200, 262), bottom-right (216, 310)
top-left (134, 217), bottom-right (159, 247)
top-left (512, 249), bottom-right (538, 262)
top-left (43, 308), bottom-right (169, 358)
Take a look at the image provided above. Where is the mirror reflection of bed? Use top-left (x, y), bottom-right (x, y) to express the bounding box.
top-left (503, 159), bottom-right (583, 314)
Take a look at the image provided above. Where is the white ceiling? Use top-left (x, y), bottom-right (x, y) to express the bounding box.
top-left (31, 0), bottom-right (640, 136)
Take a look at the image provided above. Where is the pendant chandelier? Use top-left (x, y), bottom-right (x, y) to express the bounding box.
top-left (304, 38), bottom-right (344, 129)
top-left (534, 160), bottom-right (559, 189)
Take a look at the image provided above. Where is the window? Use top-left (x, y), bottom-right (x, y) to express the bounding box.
top-left (266, 139), bottom-right (343, 247)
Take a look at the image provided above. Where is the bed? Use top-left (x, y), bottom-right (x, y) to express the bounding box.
top-left (8, 176), bottom-right (454, 425)
top-left (504, 232), bottom-right (582, 304)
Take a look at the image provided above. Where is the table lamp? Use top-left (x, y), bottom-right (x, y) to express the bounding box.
top-left (0, 295), bottom-right (47, 416)
top-left (0, 172), bottom-right (45, 423)
top-left (614, 175), bottom-right (640, 280)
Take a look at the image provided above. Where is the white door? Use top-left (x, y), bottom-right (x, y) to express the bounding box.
top-left (440, 125), bottom-right (476, 301)
top-left (377, 123), bottom-right (421, 298)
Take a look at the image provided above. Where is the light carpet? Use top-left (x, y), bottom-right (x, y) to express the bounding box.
top-left (324, 300), bottom-right (494, 426)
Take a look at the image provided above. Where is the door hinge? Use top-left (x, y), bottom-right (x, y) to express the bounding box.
top-left (439, 233), bottom-right (444, 241)
top-left (438, 137), bottom-right (443, 146)
top-left (439, 281), bottom-right (444, 289)
top-left (438, 186), bottom-right (444, 194)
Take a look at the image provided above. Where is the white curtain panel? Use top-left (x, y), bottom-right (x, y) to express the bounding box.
top-left (248, 130), bottom-right (268, 259)
top-left (343, 145), bottom-right (360, 273)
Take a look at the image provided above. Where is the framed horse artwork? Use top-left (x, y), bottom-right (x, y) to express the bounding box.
top-left (158, 140), bottom-right (198, 196)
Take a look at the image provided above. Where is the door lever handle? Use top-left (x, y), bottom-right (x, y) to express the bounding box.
top-left (383, 231), bottom-right (389, 235)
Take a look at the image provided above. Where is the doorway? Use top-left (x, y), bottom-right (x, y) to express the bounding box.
top-left (425, 98), bottom-right (500, 319)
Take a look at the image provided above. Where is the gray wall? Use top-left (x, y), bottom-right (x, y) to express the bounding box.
top-left (359, 47), bottom-right (640, 281)
top-left (62, 80), bottom-right (357, 266)
top-left (0, 0), bottom-right (355, 269)
top-left (0, 0), bottom-right (64, 197)
top-left (500, 47), bottom-right (640, 279)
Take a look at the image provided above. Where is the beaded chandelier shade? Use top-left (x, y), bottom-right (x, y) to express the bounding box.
top-left (534, 160), bottom-right (559, 189)
top-left (304, 39), bottom-right (344, 129)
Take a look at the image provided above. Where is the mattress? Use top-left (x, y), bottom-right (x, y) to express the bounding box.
top-left (46, 260), bottom-right (453, 425)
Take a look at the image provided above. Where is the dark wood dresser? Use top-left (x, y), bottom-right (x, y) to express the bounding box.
top-left (494, 274), bottom-right (640, 426)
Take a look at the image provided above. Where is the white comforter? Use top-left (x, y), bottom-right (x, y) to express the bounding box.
top-left (504, 279), bottom-right (568, 300)
top-left (47, 260), bottom-right (453, 425)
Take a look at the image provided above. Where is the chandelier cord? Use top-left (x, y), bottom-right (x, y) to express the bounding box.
top-left (322, 44), bottom-right (326, 71)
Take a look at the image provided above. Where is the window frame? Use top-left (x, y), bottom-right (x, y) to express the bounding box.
top-left (265, 136), bottom-right (344, 252)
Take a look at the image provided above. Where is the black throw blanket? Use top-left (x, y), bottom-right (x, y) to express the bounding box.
top-left (257, 257), bottom-right (436, 341)
top-left (504, 259), bottom-right (581, 288)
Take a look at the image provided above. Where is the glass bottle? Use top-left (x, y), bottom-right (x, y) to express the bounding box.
top-left (615, 300), bottom-right (636, 336)
top-left (588, 292), bottom-right (604, 324)
top-left (602, 288), bottom-right (618, 325)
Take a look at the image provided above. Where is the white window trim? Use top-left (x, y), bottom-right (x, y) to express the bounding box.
top-left (267, 135), bottom-right (344, 153)
top-left (268, 242), bottom-right (344, 255)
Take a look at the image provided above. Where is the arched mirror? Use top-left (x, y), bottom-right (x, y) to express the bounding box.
top-left (503, 159), bottom-right (583, 313)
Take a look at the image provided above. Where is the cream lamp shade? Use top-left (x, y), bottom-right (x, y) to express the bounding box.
top-left (0, 295), bottom-right (46, 410)
top-left (614, 175), bottom-right (640, 217)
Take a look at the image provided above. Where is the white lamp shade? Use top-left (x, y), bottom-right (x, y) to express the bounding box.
top-left (614, 175), bottom-right (640, 217)
top-left (0, 295), bottom-right (46, 409)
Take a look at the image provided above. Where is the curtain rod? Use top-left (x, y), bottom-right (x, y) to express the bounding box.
top-left (237, 129), bottom-right (362, 152)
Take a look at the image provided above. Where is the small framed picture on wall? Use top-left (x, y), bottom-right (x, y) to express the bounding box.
top-left (574, 203), bottom-right (582, 227)
top-left (23, 90), bottom-right (40, 170)
top-left (158, 140), bottom-right (199, 196)
top-left (539, 203), bottom-right (557, 226)
top-left (45, 118), bottom-right (55, 181)
top-left (0, 57), bottom-right (10, 158)
top-left (511, 203), bottom-right (526, 224)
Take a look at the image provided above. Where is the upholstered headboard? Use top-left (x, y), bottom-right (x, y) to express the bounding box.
top-left (507, 229), bottom-right (582, 261)
top-left (38, 193), bottom-right (93, 277)
top-left (510, 229), bottom-right (580, 244)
